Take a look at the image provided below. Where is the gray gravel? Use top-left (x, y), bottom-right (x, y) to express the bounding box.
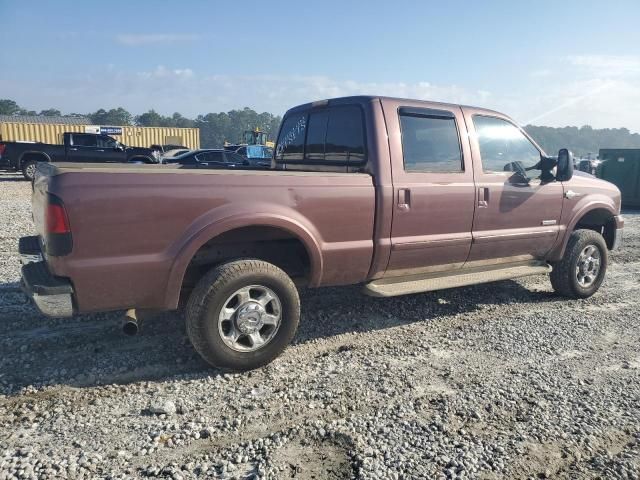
top-left (0, 170), bottom-right (638, 479)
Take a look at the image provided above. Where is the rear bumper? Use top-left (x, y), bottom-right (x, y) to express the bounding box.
top-left (19, 235), bottom-right (74, 317)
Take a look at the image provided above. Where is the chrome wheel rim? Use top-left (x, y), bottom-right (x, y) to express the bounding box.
top-left (218, 285), bottom-right (282, 352)
top-left (25, 163), bottom-right (36, 179)
top-left (576, 244), bottom-right (601, 287)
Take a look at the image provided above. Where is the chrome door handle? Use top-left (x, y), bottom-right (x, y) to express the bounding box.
top-left (398, 188), bottom-right (410, 211)
top-left (478, 187), bottom-right (489, 207)
top-left (69, 148), bottom-right (78, 151)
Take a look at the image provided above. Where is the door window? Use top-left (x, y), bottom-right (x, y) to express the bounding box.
top-left (399, 113), bottom-right (463, 173)
top-left (97, 135), bottom-right (117, 148)
top-left (72, 134), bottom-right (97, 147)
top-left (473, 116), bottom-right (541, 176)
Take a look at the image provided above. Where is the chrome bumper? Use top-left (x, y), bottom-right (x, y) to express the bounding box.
top-left (611, 215), bottom-right (624, 251)
top-left (19, 236), bottom-right (74, 317)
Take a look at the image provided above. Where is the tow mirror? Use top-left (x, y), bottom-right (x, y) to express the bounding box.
top-left (556, 148), bottom-right (574, 182)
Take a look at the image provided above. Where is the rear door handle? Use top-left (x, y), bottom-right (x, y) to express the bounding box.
top-left (398, 188), bottom-right (410, 211)
top-left (478, 187), bottom-right (489, 207)
top-left (69, 148), bottom-right (78, 151)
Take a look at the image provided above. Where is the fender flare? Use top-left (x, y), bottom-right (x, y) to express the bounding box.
top-left (552, 199), bottom-right (618, 260)
top-left (163, 209), bottom-right (324, 309)
top-left (18, 151), bottom-right (51, 168)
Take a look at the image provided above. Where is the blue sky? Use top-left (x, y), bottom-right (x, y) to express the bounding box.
top-left (1, 0), bottom-right (639, 130)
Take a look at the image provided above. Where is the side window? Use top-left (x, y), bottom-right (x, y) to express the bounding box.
top-left (324, 106), bottom-right (365, 163)
top-left (473, 116), bottom-right (540, 173)
top-left (72, 134), bottom-right (97, 148)
top-left (97, 135), bottom-right (117, 148)
top-left (399, 113), bottom-right (463, 173)
top-left (275, 114), bottom-right (306, 161)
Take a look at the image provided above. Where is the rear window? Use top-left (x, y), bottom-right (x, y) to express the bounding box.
top-left (275, 105), bottom-right (366, 165)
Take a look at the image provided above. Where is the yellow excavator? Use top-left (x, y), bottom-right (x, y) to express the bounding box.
top-left (223, 128), bottom-right (274, 163)
top-left (224, 128), bottom-right (274, 149)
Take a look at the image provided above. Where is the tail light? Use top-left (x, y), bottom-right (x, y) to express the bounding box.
top-left (45, 194), bottom-right (72, 255)
top-left (46, 202), bottom-right (71, 234)
top-left (0, 144), bottom-right (6, 157)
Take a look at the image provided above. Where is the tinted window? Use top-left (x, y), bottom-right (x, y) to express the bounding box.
top-left (304, 110), bottom-right (328, 161)
top-left (275, 114), bottom-right (306, 161)
top-left (72, 134), bottom-right (97, 147)
top-left (97, 135), bottom-right (117, 148)
top-left (473, 116), bottom-right (540, 173)
top-left (400, 114), bottom-right (462, 172)
top-left (196, 151), bottom-right (225, 163)
top-left (325, 106), bottom-right (365, 163)
top-left (224, 152), bottom-right (247, 163)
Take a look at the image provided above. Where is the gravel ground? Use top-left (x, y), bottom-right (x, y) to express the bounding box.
top-left (0, 170), bottom-right (638, 479)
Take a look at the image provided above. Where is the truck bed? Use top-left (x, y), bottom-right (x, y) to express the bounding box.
top-left (34, 162), bottom-right (377, 312)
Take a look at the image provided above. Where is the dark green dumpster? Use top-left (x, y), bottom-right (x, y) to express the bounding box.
top-left (598, 149), bottom-right (640, 208)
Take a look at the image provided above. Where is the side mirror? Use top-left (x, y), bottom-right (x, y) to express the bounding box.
top-left (556, 148), bottom-right (574, 181)
top-left (114, 143), bottom-right (125, 152)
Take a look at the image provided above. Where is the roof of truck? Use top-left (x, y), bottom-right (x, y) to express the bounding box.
top-left (284, 95), bottom-right (504, 116)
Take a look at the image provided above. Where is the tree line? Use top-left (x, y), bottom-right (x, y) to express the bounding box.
top-left (0, 99), bottom-right (282, 148)
top-left (2, 98), bottom-right (640, 155)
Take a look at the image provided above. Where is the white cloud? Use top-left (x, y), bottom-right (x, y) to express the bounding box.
top-left (1, 62), bottom-right (639, 132)
top-left (567, 55), bottom-right (640, 75)
top-left (115, 33), bottom-right (199, 46)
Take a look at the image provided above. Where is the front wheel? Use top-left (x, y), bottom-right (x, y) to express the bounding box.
top-left (185, 259), bottom-right (300, 370)
top-left (550, 229), bottom-right (608, 299)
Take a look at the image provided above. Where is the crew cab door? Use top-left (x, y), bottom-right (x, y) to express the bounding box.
top-left (462, 109), bottom-right (563, 264)
top-left (382, 100), bottom-right (476, 277)
top-left (96, 135), bottom-right (126, 163)
top-left (66, 133), bottom-right (99, 162)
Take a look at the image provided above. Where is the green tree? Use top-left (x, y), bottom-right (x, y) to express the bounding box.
top-left (0, 99), bottom-right (22, 115)
top-left (39, 108), bottom-right (62, 117)
top-left (89, 107), bottom-right (133, 126)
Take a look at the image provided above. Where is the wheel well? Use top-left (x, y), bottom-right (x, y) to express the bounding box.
top-left (180, 226), bottom-right (312, 300)
top-left (20, 152), bottom-right (49, 167)
top-left (574, 208), bottom-right (616, 250)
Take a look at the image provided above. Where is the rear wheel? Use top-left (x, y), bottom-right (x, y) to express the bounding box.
top-left (22, 161), bottom-right (38, 181)
top-left (550, 229), bottom-right (608, 299)
top-left (185, 259), bottom-right (300, 370)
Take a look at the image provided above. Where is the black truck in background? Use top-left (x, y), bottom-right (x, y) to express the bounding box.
top-left (0, 132), bottom-right (159, 180)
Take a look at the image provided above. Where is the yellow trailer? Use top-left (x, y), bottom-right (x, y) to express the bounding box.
top-left (0, 116), bottom-right (200, 149)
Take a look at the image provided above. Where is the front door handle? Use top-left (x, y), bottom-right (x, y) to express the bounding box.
top-left (398, 188), bottom-right (410, 211)
top-left (69, 148), bottom-right (78, 151)
top-left (478, 187), bottom-right (489, 207)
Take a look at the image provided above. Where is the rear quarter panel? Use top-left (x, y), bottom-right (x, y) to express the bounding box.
top-left (45, 167), bottom-right (375, 312)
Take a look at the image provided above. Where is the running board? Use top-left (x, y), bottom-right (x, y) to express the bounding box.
top-left (363, 262), bottom-right (551, 297)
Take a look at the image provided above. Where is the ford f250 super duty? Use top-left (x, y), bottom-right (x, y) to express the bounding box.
top-left (20, 96), bottom-right (624, 371)
top-left (0, 132), bottom-right (158, 180)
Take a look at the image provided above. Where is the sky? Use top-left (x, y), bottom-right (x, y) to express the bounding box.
top-left (1, 0), bottom-right (639, 131)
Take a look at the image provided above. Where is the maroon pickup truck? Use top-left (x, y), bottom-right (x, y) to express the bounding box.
top-left (20, 96), bottom-right (623, 371)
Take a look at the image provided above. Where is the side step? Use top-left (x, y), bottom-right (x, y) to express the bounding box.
top-left (363, 262), bottom-right (551, 297)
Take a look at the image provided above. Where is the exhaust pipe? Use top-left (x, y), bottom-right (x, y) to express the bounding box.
top-left (122, 309), bottom-right (141, 336)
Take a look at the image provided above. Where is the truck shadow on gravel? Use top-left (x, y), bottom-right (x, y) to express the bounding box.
top-left (0, 279), bottom-right (562, 395)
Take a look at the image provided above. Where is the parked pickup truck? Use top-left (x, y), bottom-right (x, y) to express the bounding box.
top-left (0, 132), bottom-right (158, 180)
top-left (20, 96), bottom-right (624, 371)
